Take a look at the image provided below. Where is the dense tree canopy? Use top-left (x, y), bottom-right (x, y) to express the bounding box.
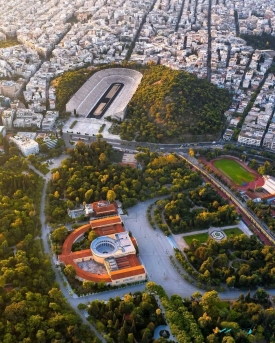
top-left (183, 234), bottom-right (275, 288)
top-left (119, 65), bottom-right (232, 142)
top-left (87, 291), bottom-right (165, 343)
top-left (240, 32), bottom-right (275, 51)
top-left (0, 157), bottom-right (100, 343)
top-left (163, 184), bottom-right (238, 234)
top-left (146, 282), bottom-right (275, 343)
top-left (247, 199), bottom-right (275, 231)
top-left (46, 141), bottom-right (202, 222)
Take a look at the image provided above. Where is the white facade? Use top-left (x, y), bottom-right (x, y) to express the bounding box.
top-left (10, 135), bottom-right (39, 156)
top-left (41, 111), bottom-right (59, 131)
top-left (262, 176), bottom-right (275, 194)
top-left (91, 232), bottom-right (136, 264)
top-left (238, 131), bottom-right (263, 146)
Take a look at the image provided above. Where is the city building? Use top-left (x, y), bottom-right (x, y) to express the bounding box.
top-left (85, 200), bottom-right (118, 217)
top-left (10, 134), bottom-right (39, 156)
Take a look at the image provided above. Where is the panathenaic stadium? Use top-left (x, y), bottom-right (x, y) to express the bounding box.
top-left (66, 68), bottom-right (142, 121)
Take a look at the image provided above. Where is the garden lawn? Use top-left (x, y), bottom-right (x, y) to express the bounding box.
top-left (223, 227), bottom-right (243, 237)
top-left (213, 159), bottom-right (255, 185)
top-left (183, 232), bottom-right (209, 245)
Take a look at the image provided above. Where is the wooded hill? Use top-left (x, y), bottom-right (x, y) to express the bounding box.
top-left (119, 65), bottom-right (232, 143)
top-left (52, 63), bottom-right (231, 142)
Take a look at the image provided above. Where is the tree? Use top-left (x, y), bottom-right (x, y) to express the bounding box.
top-left (226, 276), bottom-right (236, 288)
top-left (127, 333), bottom-right (134, 343)
top-left (198, 312), bottom-right (212, 328)
top-left (64, 264), bottom-right (76, 278)
top-left (189, 148), bottom-right (195, 157)
top-left (36, 329), bottom-right (46, 342)
top-left (40, 143), bottom-right (49, 153)
top-left (258, 161), bottom-right (273, 176)
top-left (222, 337), bottom-right (235, 343)
top-left (192, 291), bottom-right (202, 301)
top-left (52, 171), bottom-right (60, 181)
top-left (141, 328), bottom-right (151, 343)
top-left (220, 321), bottom-right (240, 332)
top-left (99, 152), bottom-right (107, 165)
top-left (207, 333), bottom-right (219, 343)
top-left (200, 291), bottom-right (220, 319)
top-left (83, 281), bottom-right (95, 292)
top-left (118, 326), bottom-right (126, 343)
top-left (78, 303), bottom-right (88, 311)
top-left (51, 226), bottom-right (68, 243)
top-left (85, 189), bottom-right (93, 202)
top-left (88, 231), bottom-right (98, 242)
top-left (253, 288), bottom-right (269, 304)
top-left (249, 159), bottom-right (259, 170)
top-left (106, 190), bottom-right (116, 202)
top-left (156, 308), bottom-right (162, 316)
top-left (97, 280), bottom-right (106, 290)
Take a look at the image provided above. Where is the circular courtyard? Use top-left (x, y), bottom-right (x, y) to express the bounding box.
top-left (91, 236), bottom-right (119, 263)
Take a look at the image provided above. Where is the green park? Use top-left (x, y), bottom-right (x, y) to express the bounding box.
top-left (183, 227), bottom-right (244, 245)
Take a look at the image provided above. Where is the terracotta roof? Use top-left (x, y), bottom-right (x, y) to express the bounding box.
top-left (59, 249), bottom-right (92, 263)
top-left (90, 216), bottom-right (121, 229)
top-left (59, 249), bottom-right (112, 282)
top-left (93, 223), bottom-right (125, 237)
top-left (114, 254), bottom-right (141, 270)
top-left (92, 201), bottom-right (117, 215)
top-left (61, 224), bottom-right (91, 255)
top-left (110, 265), bottom-right (145, 280)
top-left (58, 216), bottom-right (144, 283)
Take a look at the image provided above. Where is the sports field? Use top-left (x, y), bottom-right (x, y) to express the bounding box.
top-left (213, 159), bottom-right (255, 186)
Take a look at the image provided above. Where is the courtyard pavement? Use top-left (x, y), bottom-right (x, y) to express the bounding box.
top-left (121, 200), bottom-right (198, 298)
top-left (62, 115), bottom-right (120, 140)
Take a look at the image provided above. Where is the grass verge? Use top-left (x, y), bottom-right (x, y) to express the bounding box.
top-left (183, 232), bottom-right (209, 245)
top-left (223, 227), bottom-right (243, 237)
